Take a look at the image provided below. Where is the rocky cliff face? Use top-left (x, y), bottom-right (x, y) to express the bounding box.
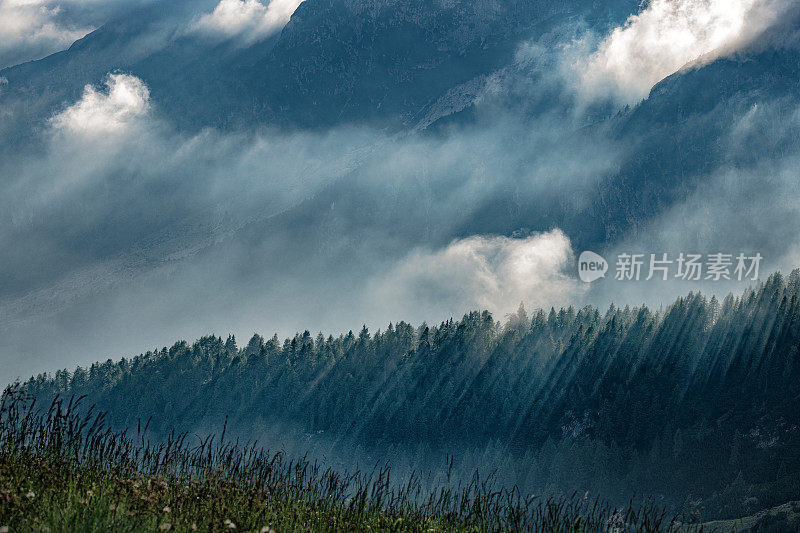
top-left (243, 0), bottom-right (601, 127)
top-left (0, 0), bottom-right (634, 133)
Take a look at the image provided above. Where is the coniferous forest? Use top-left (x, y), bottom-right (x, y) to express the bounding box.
top-left (11, 269), bottom-right (800, 524)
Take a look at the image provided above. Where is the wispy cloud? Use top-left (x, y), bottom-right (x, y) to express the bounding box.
top-left (0, 0), bottom-right (90, 67)
top-left (0, 63), bottom-right (620, 385)
top-left (188, 0), bottom-right (303, 44)
top-left (50, 72), bottom-right (150, 136)
top-left (584, 98), bottom-right (800, 309)
top-left (365, 231), bottom-right (584, 324)
top-left (0, 0), bottom-right (159, 69)
top-left (569, 0), bottom-right (789, 104)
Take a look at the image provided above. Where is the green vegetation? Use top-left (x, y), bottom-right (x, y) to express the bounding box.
top-left (18, 271), bottom-right (800, 520)
top-left (0, 393), bottom-right (677, 532)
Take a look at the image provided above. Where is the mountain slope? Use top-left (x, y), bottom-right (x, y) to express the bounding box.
top-left (0, 0), bottom-right (638, 133)
top-left (18, 270), bottom-right (800, 520)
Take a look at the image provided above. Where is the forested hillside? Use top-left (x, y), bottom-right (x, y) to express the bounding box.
top-left (16, 269), bottom-right (800, 521)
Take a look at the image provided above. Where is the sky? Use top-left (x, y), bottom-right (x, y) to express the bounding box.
top-left (0, 0), bottom-right (798, 385)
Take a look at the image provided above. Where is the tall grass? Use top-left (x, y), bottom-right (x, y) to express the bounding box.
top-left (0, 389), bottom-right (687, 532)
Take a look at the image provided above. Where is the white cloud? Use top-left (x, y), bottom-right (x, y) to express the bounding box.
top-left (50, 72), bottom-right (150, 137)
top-left (0, 0), bottom-right (91, 68)
top-left (189, 0), bottom-right (304, 44)
top-left (0, 0), bottom-right (169, 69)
top-left (365, 230), bottom-right (584, 322)
top-left (571, 0), bottom-right (788, 104)
top-left (6, 68), bottom-right (379, 242)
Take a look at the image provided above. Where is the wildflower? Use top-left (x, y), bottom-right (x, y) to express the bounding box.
top-left (86, 490), bottom-right (93, 496)
top-left (260, 528), bottom-right (276, 533)
top-left (25, 491), bottom-right (35, 499)
top-left (163, 506), bottom-right (171, 513)
top-left (224, 519), bottom-right (236, 529)
top-left (109, 503), bottom-right (118, 511)
top-left (80, 499), bottom-right (87, 505)
top-left (159, 523), bottom-right (172, 531)
top-left (191, 524), bottom-right (198, 531)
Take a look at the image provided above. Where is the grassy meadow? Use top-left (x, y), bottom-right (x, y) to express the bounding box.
top-left (0, 392), bottom-right (679, 532)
